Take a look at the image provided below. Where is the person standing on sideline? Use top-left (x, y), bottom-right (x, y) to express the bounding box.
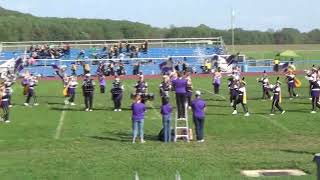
top-left (172, 72), bottom-right (188, 118)
top-left (160, 97), bottom-right (172, 142)
top-left (191, 91), bottom-right (206, 142)
top-left (131, 95), bottom-right (146, 143)
top-left (111, 76), bottom-right (124, 111)
top-left (82, 73), bottom-right (95, 111)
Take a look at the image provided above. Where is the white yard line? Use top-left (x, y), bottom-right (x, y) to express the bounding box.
top-left (54, 105), bottom-right (67, 139)
top-left (258, 114), bottom-right (292, 134)
top-left (198, 87), bottom-right (226, 100)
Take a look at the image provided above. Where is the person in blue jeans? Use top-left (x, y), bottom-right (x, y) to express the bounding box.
top-left (131, 95), bottom-right (146, 143)
top-left (160, 97), bottom-right (172, 142)
top-left (191, 91), bottom-right (207, 142)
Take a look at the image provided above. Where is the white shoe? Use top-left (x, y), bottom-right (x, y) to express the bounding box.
top-left (4, 120), bottom-right (10, 123)
top-left (140, 140), bottom-right (146, 143)
top-left (281, 110), bottom-right (286, 114)
top-left (8, 105), bottom-right (13, 108)
top-left (114, 109), bottom-right (117, 112)
top-left (232, 110), bottom-right (237, 115)
top-left (309, 98), bottom-right (312, 100)
top-left (311, 111), bottom-right (317, 114)
top-left (118, 109), bottom-right (122, 112)
top-left (244, 112), bottom-right (250, 116)
top-left (64, 100), bottom-right (69, 105)
top-left (85, 108), bottom-right (89, 111)
top-left (34, 103), bottom-right (39, 106)
top-left (270, 113), bottom-right (275, 116)
top-left (89, 109), bottom-right (93, 112)
top-left (24, 103), bottom-right (29, 106)
top-left (295, 94), bottom-right (299, 97)
top-left (197, 139), bottom-right (205, 143)
top-left (70, 103), bottom-right (76, 106)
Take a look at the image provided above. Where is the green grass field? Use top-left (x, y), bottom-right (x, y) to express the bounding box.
top-left (226, 44), bottom-right (320, 60)
top-left (0, 75), bottom-right (320, 179)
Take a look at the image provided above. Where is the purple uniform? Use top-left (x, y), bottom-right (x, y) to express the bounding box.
top-left (161, 103), bottom-right (172, 115)
top-left (131, 102), bottom-right (146, 121)
top-left (191, 98), bottom-right (206, 118)
top-left (172, 78), bottom-right (187, 94)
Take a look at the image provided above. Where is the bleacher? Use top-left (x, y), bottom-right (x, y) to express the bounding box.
top-left (0, 37), bottom-right (226, 76)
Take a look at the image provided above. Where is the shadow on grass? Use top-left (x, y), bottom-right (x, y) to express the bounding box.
top-left (206, 104), bottom-right (230, 108)
top-left (280, 149), bottom-right (316, 155)
top-left (89, 131), bottom-right (159, 142)
top-left (50, 107), bottom-right (132, 112)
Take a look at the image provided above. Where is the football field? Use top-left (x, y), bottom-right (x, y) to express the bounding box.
top-left (0, 75), bottom-right (319, 179)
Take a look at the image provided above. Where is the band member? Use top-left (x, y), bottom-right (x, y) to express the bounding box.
top-left (82, 74), bottom-right (95, 111)
top-left (305, 65), bottom-right (318, 99)
top-left (0, 84), bottom-right (10, 123)
top-left (212, 67), bottom-right (222, 94)
top-left (172, 72), bottom-right (187, 119)
top-left (65, 76), bottom-right (78, 106)
top-left (286, 71), bottom-right (298, 99)
top-left (24, 74), bottom-right (39, 106)
top-left (159, 75), bottom-right (171, 104)
top-left (232, 78), bottom-right (249, 116)
top-left (21, 72), bottom-right (30, 96)
top-left (98, 73), bottom-right (106, 94)
top-left (111, 77), bottom-right (124, 111)
top-left (185, 73), bottom-right (193, 109)
top-left (4, 76), bottom-right (15, 107)
top-left (257, 71), bottom-right (271, 100)
top-left (310, 75), bottom-right (320, 113)
top-left (228, 70), bottom-right (240, 106)
top-left (134, 75), bottom-right (148, 103)
top-left (270, 78), bottom-right (285, 115)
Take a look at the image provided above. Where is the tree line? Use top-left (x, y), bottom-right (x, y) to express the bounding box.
top-left (0, 7), bottom-right (320, 45)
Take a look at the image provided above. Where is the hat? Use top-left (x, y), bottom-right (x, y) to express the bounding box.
top-left (195, 91), bottom-right (201, 96)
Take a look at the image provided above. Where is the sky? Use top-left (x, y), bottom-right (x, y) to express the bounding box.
top-left (0, 0), bottom-right (319, 32)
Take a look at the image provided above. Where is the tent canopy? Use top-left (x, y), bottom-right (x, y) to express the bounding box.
top-left (279, 50), bottom-right (300, 58)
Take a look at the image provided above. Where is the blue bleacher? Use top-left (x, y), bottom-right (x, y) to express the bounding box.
top-left (0, 47), bottom-right (223, 76)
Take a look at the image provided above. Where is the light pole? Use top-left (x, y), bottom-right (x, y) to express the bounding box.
top-left (231, 8), bottom-right (235, 53)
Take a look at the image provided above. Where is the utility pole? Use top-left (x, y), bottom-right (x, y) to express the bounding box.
top-left (231, 8), bottom-right (235, 53)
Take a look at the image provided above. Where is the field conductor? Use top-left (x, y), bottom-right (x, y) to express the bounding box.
top-left (172, 72), bottom-right (188, 118)
top-left (270, 78), bottom-right (285, 115)
top-left (82, 74), bottom-right (95, 111)
top-left (111, 77), bottom-right (124, 111)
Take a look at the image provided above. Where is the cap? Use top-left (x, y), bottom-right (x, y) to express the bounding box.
top-left (195, 91), bottom-right (201, 96)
